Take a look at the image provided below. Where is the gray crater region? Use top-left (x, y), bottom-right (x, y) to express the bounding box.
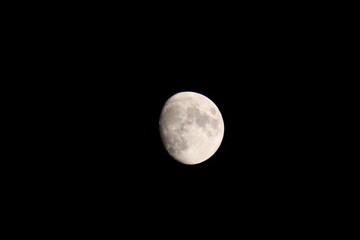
top-left (159, 91), bottom-right (224, 165)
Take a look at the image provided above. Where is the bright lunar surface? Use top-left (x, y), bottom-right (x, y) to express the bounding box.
top-left (159, 91), bottom-right (224, 165)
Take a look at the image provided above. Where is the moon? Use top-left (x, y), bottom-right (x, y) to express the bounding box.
top-left (159, 91), bottom-right (224, 165)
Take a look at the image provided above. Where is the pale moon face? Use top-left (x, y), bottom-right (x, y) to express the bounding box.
top-left (159, 91), bottom-right (224, 165)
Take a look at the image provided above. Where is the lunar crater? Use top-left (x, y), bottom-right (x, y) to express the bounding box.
top-left (166, 135), bottom-right (188, 155)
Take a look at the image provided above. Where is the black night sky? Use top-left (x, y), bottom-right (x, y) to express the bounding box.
top-left (17, 4), bottom-right (341, 235)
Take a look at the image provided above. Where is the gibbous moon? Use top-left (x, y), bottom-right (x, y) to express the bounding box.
top-left (159, 91), bottom-right (224, 165)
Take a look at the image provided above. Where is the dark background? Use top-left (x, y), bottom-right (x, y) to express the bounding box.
top-left (11, 3), bottom-right (345, 236)
top-left (50, 10), bottom-right (328, 190)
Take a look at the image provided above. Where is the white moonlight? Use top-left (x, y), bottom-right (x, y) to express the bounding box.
top-left (159, 91), bottom-right (224, 165)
